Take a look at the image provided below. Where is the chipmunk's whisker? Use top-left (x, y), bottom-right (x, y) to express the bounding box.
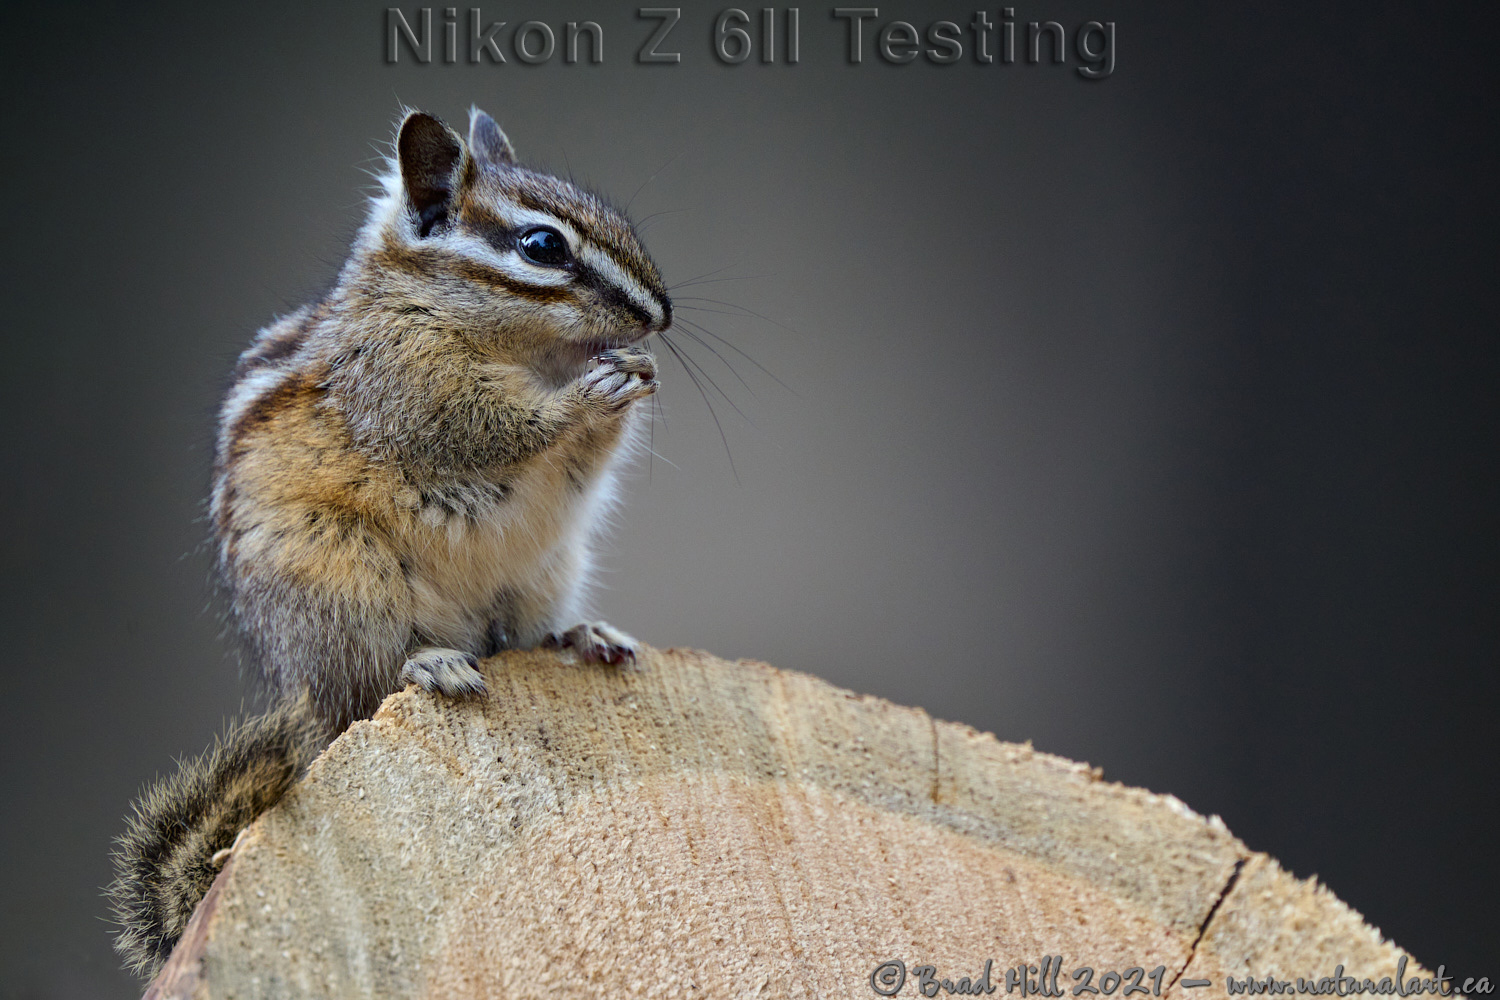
top-left (656, 333), bottom-right (740, 484)
top-left (671, 306), bottom-right (796, 394)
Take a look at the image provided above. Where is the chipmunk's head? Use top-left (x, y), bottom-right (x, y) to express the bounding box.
top-left (363, 108), bottom-right (671, 377)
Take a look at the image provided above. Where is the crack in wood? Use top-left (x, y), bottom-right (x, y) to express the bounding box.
top-left (1167, 856), bottom-right (1247, 992)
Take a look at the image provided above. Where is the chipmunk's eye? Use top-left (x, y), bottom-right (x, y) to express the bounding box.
top-left (518, 226), bottom-right (570, 266)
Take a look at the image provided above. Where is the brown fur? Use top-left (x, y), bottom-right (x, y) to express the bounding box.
top-left (213, 108), bottom-right (669, 732)
top-left (113, 107), bottom-right (671, 978)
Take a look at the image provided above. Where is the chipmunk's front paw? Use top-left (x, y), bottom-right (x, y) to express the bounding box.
top-left (579, 349), bottom-right (657, 412)
top-left (542, 621), bottom-right (640, 666)
top-left (400, 647), bottom-right (487, 697)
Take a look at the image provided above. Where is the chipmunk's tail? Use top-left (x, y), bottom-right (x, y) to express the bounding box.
top-left (108, 696), bottom-right (331, 979)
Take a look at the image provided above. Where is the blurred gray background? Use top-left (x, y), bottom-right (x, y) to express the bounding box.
top-left (2, 2), bottom-right (1495, 996)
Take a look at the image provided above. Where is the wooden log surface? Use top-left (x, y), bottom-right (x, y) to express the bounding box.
top-left (146, 646), bottom-right (1433, 999)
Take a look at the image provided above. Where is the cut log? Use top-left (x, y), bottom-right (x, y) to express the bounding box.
top-left (145, 646), bottom-right (1435, 999)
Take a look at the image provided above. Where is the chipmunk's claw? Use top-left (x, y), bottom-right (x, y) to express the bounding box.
top-left (542, 622), bottom-right (639, 666)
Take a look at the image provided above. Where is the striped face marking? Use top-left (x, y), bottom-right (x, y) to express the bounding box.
top-left (444, 166), bottom-right (671, 337)
top-left (383, 112), bottom-right (672, 360)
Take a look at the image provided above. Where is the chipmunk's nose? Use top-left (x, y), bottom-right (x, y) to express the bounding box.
top-left (629, 293), bottom-right (670, 335)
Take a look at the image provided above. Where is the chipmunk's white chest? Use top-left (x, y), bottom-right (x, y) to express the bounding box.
top-left (398, 442), bottom-right (629, 649)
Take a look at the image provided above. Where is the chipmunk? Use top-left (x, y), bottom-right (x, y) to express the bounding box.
top-left (109, 107), bottom-right (671, 978)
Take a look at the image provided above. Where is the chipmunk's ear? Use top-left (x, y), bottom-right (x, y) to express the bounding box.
top-left (468, 107), bottom-right (516, 167)
top-left (397, 111), bottom-right (467, 237)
